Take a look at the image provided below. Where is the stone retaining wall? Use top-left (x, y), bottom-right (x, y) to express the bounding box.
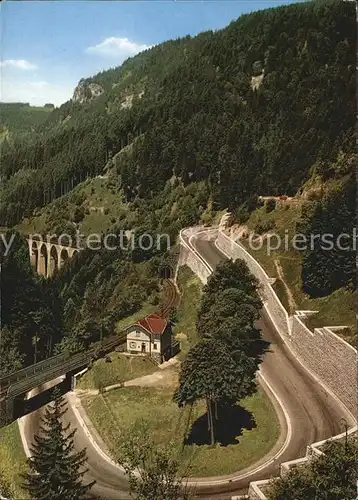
top-left (217, 231), bottom-right (290, 339)
top-left (290, 319), bottom-right (357, 416)
top-left (177, 229), bottom-right (211, 284)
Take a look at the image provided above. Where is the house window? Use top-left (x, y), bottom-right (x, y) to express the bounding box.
top-left (129, 342), bottom-right (137, 349)
top-left (135, 331), bottom-right (140, 337)
top-left (153, 343), bottom-right (158, 350)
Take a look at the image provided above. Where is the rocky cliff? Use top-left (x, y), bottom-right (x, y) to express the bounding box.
top-left (72, 80), bottom-right (104, 104)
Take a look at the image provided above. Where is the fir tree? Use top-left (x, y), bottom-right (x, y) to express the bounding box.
top-left (21, 393), bottom-right (94, 500)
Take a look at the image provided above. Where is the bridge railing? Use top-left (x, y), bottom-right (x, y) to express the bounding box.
top-left (1, 332), bottom-right (127, 397)
top-left (0, 352), bottom-right (68, 387)
top-left (9, 352), bottom-right (90, 398)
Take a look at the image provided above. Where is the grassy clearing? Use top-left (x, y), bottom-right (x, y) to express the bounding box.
top-left (83, 384), bottom-right (279, 477)
top-left (115, 301), bottom-right (156, 333)
top-left (272, 278), bottom-right (291, 314)
top-left (17, 212), bottom-right (47, 235)
top-left (245, 201), bottom-right (301, 238)
top-left (174, 266), bottom-right (203, 359)
top-left (79, 178), bottom-right (130, 234)
top-left (77, 352), bottom-right (157, 390)
top-left (303, 288), bottom-right (357, 340)
top-left (0, 421), bottom-right (28, 498)
top-left (271, 249), bottom-right (356, 336)
top-left (16, 176), bottom-right (131, 236)
top-left (241, 240), bottom-right (278, 277)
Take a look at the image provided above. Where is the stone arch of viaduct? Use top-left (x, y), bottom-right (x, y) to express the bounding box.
top-left (27, 237), bottom-right (80, 278)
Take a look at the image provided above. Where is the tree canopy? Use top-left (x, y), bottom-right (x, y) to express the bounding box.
top-left (174, 259), bottom-right (267, 444)
top-left (267, 435), bottom-right (358, 500)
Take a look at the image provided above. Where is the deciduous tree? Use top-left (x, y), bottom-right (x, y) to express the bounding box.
top-left (174, 338), bottom-right (256, 445)
top-left (267, 434), bottom-right (358, 500)
top-left (118, 425), bottom-right (193, 500)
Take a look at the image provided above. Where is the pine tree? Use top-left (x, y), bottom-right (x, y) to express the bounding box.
top-left (21, 393), bottom-right (94, 500)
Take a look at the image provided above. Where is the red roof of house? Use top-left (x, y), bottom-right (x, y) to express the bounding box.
top-left (136, 314), bottom-right (168, 336)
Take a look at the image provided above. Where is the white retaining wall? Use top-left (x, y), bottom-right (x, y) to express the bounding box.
top-left (178, 229), bottom-right (211, 284)
top-left (248, 426), bottom-right (357, 499)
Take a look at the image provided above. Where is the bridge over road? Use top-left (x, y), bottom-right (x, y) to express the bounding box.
top-left (0, 277), bottom-right (178, 428)
top-left (0, 333), bottom-right (126, 427)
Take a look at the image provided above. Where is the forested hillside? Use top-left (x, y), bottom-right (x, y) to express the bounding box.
top-left (0, 0), bottom-right (356, 373)
top-left (0, 230), bottom-right (172, 373)
top-left (0, 0), bottom-right (354, 225)
top-left (0, 103), bottom-right (54, 141)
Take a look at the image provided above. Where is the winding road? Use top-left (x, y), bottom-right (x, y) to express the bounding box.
top-left (22, 228), bottom-right (354, 499)
top-left (187, 229), bottom-right (353, 497)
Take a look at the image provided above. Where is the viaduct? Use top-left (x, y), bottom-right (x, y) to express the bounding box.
top-left (0, 237), bottom-right (82, 425)
top-left (27, 235), bottom-right (80, 277)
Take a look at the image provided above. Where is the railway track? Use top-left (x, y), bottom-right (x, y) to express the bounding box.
top-left (1, 277), bottom-right (178, 407)
top-left (157, 278), bottom-right (179, 318)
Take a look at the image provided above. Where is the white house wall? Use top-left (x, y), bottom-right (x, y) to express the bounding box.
top-left (126, 329), bottom-right (161, 353)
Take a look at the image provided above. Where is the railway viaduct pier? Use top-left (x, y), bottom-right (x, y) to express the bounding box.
top-left (27, 235), bottom-right (80, 278)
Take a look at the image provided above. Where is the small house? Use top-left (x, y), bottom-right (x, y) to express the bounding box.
top-left (125, 313), bottom-right (173, 363)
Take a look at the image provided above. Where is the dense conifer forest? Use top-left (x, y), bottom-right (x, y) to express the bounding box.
top-left (0, 0), bottom-right (355, 374)
top-left (1, 0), bottom-right (354, 222)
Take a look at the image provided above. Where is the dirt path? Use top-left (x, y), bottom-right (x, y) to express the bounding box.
top-left (124, 368), bottom-right (178, 388)
top-left (274, 259), bottom-right (297, 312)
top-left (76, 362), bottom-right (179, 397)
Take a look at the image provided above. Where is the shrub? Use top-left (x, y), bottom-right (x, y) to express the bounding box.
top-left (265, 198), bottom-right (276, 213)
top-left (267, 437), bottom-right (358, 500)
top-left (72, 206), bottom-right (85, 223)
top-left (255, 219), bottom-right (275, 234)
top-left (232, 206), bottom-right (250, 225)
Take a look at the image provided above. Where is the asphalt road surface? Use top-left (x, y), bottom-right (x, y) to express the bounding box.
top-left (22, 230), bottom-right (354, 500)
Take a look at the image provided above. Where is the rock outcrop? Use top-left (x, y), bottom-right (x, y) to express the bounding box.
top-left (72, 79), bottom-right (104, 104)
